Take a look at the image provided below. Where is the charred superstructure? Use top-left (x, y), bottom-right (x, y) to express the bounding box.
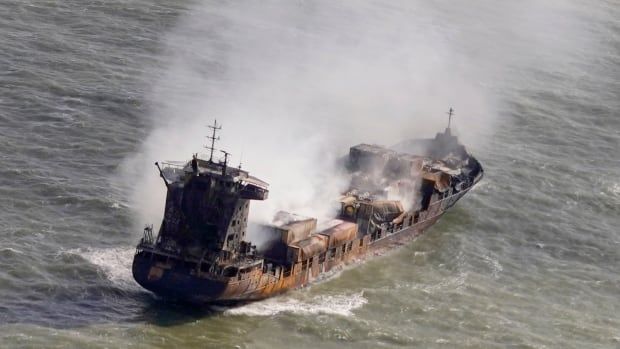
top-left (133, 114), bottom-right (483, 303)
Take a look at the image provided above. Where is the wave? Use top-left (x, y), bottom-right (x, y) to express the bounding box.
top-left (482, 254), bottom-right (504, 278)
top-left (67, 247), bottom-right (141, 291)
top-left (222, 291), bottom-right (367, 317)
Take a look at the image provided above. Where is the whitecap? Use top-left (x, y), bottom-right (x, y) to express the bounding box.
top-left (0, 247), bottom-right (24, 255)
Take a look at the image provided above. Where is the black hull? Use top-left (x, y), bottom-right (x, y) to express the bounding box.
top-left (132, 254), bottom-right (230, 303)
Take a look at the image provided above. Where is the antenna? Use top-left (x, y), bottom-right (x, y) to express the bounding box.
top-left (238, 151), bottom-right (243, 170)
top-left (447, 108), bottom-right (455, 129)
top-left (205, 119), bottom-right (222, 163)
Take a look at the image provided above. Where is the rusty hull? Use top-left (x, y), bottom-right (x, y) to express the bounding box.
top-left (132, 126), bottom-right (484, 304)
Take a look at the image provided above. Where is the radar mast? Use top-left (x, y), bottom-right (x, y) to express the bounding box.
top-left (206, 119), bottom-right (222, 163)
top-left (447, 107), bottom-right (455, 129)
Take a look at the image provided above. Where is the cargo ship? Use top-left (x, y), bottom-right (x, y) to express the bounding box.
top-left (132, 111), bottom-right (483, 304)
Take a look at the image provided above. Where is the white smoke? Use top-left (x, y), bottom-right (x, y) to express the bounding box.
top-left (119, 1), bottom-right (509, 234)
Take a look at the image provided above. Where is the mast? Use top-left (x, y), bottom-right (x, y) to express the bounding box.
top-left (447, 107), bottom-right (455, 130)
top-left (206, 119), bottom-right (222, 163)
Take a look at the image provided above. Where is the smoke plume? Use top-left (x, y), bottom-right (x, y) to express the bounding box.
top-left (120, 1), bottom-right (509, 234)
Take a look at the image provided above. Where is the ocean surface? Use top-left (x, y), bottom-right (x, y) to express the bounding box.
top-left (1, 1), bottom-right (619, 348)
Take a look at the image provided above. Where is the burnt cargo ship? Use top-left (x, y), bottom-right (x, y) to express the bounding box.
top-left (132, 114), bottom-right (483, 304)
